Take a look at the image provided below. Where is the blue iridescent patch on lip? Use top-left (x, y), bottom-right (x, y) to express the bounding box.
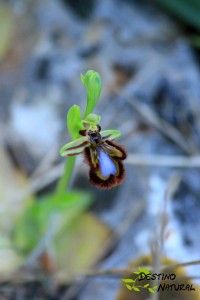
top-left (98, 149), bottom-right (117, 178)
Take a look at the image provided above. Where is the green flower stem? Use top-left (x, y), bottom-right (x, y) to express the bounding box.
top-left (55, 156), bottom-right (76, 196)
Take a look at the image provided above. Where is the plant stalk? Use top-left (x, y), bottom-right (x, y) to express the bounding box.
top-left (55, 156), bottom-right (76, 196)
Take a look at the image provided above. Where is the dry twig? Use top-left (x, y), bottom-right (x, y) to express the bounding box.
top-left (126, 154), bottom-right (200, 167)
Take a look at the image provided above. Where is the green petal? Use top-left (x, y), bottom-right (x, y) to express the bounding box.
top-left (60, 136), bottom-right (89, 157)
top-left (101, 130), bottom-right (121, 140)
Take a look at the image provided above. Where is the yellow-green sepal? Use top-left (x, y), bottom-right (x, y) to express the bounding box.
top-left (60, 136), bottom-right (89, 157)
top-left (101, 129), bottom-right (121, 140)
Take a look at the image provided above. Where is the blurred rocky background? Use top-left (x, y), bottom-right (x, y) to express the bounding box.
top-left (0, 0), bottom-right (200, 299)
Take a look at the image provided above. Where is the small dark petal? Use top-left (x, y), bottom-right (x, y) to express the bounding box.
top-left (79, 129), bottom-right (87, 136)
top-left (105, 140), bottom-right (127, 160)
top-left (83, 147), bottom-right (93, 166)
top-left (97, 124), bottom-right (101, 131)
top-left (83, 147), bottom-right (99, 169)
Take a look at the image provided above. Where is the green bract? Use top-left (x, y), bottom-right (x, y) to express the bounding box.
top-left (81, 70), bottom-right (102, 118)
top-left (67, 105), bottom-right (84, 140)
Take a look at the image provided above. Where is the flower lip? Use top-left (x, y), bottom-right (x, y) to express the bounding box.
top-left (98, 149), bottom-right (117, 178)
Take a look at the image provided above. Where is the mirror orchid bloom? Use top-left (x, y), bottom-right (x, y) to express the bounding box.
top-left (60, 122), bottom-right (126, 189)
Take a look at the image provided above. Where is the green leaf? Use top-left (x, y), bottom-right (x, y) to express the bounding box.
top-left (133, 271), bottom-right (140, 275)
top-left (155, 0), bottom-right (200, 30)
top-left (122, 279), bottom-right (135, 283)
top-left (125, 284), bottom-right (132, 291)
top-left (60, 136), bottom-right (89, 157)
top-left (191, 35), bottom-right (200, 49)
top-left (144, 284), bottom-right (150, 288)
top-left (81, 70), bottom-right (102, 118)
top-left (133, 287), bottom-right (140, 292)
top-left (153, 286), bottom-right (158, 289)
top-left (12, 201), bottom-right (41, 253)
top-left (67, 105), bottom-right (84, 140)
top-left (13, 191), bottom-right (92, 254)
top-left (138, 267), bottom-right (151, 275)
top-left (148, 288), bottom-right (156, 294)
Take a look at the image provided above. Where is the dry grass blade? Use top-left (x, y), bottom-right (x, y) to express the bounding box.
top-left (118, 55), bottom-right (199, 155)
top-left (0, 259), bottom-right (199, 284)
top-left (126, 154), bottom-right (200, 167)
top-left (5, 151), bottom-right (200, 214)
top-left (127, 99), bottom-right (198, 155)
top-left (150, 174), bottom-right (180, 300)
top-left (75, 259), bottom-right (200, 279)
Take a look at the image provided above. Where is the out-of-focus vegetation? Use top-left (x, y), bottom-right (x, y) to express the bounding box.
top-left (156, 0), bottom-right (200, 30)
top-left (0, 4), bottom-right (13, 60)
